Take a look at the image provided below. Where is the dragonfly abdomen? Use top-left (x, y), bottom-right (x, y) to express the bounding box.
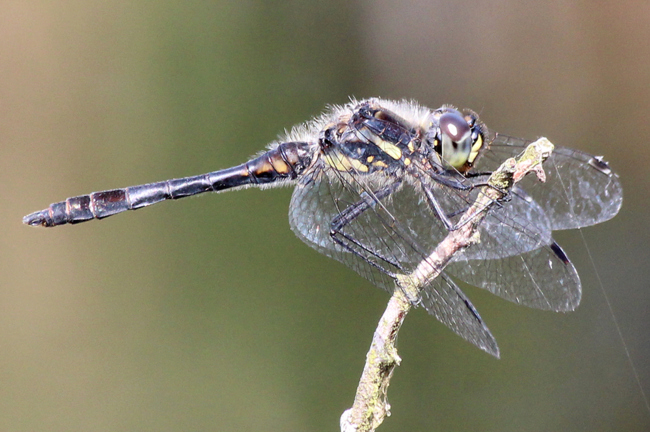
top-left (23, 141), bottom-right (315, 227)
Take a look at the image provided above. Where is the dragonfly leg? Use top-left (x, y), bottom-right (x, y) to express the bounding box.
top-left (420, 184), bottom-right (456, 231)
top-left (420, 176), bottom-right (506, 232)
top-left (329, 182), bottom-right (404, 276)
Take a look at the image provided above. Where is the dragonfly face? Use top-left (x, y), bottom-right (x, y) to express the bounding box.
top-left (424, 106), bottom-right (486, 172)
top-left (23, 97), bottom-right (623, 357)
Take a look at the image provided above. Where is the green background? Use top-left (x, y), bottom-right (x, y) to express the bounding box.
top-left (2, 1), bottom-right (649, 431)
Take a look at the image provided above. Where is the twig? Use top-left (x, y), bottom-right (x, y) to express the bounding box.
top-left (340, 138), bottom-right (555, 432)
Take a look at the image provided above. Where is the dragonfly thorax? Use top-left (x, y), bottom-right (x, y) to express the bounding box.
top-left (318, 103), bottom-right (421, 176)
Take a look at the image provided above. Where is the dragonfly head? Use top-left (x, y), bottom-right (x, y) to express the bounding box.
top-left (427, 107), bottom-right (486, 173)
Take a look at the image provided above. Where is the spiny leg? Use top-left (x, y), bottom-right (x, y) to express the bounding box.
top-left (420, 173), bottom-right (505, 232)
top-left (329, 182), bottom-right (404, 276)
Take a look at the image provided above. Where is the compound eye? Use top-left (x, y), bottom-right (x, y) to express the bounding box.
top-left (439, 111), bottom-right (470, 142)
top-left (438, 111), bottom-right (473, 170)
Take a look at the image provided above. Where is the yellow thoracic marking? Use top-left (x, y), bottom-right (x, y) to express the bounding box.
top-left (366, 155), bottom-right (375, 163)
top-left (372, 160), bottom-right (388, 168)
top-left (324, 153), bottom-right (346, 171)
top-left (468, 135), bottom-right (483, 165)
top-left (325, 152), bottom-right (369, 173)
top-left (348, 157), bottom-right (370, 172)
top-left (404, 158), bottom-right (411, 165)
top-left (407, 141), bottom-right (415, 152)
top-left (373, 138), bottom-right (402, 160)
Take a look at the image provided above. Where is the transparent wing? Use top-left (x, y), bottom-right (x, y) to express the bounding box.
top-left (421, 177), bottom-right (553, 260)
top-left (425, 175), bottom-right (581, 312)
top-left (419, 272), bottom-right (499, 357)
top-left (474, 134), bottom-right (623, 230)
top-left (448, 241), bottom-right (581, 311)
top-left (288, 164), bottom-right (499, 356)
top-left (288, 140), bottom-right (590, 355)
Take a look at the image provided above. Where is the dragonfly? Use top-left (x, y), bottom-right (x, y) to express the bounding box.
top-left (23, 98), bottom-right (623, 357)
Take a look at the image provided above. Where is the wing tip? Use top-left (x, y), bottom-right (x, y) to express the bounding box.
top-left (482, 339), bottom-right (501, 358)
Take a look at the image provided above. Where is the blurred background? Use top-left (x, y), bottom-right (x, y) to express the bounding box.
top-left (2, 1), bottom-right (649, 431)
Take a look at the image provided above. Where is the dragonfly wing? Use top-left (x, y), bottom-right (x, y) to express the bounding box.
top-left (288, 163), bottom-right (500, 355)
top-left (475, 134), bottom-right (623, 230)
top-left (420, 274), bottom-right (499, 357)
top-left (448, 240), bottom-right (581, 311)
top-left (289, 165), bottom-right (411, 293)
top-left (425, 179), bottom-right (553, 260)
